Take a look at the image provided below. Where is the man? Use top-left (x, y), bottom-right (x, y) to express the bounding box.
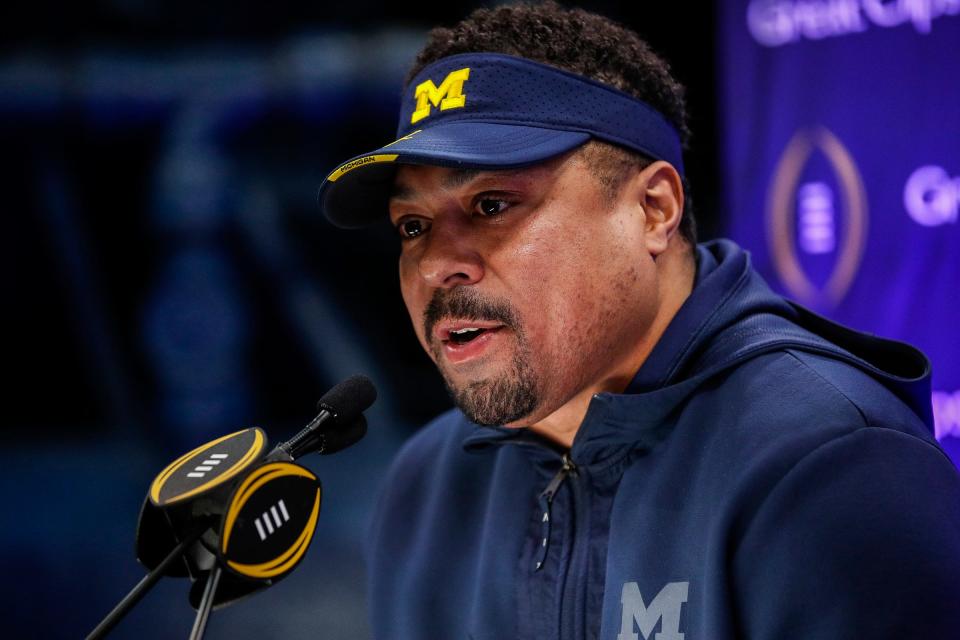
top-left (318, 3), bottom-right (960, 639)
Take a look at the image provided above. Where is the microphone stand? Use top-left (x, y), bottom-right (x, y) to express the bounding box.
top-left (87, 526), bottom-right (207, 640)
top-left (189, 565), bottom-right (222, 640)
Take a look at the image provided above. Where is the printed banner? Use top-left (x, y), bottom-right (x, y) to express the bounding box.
top-left (717, 1), bottom-right (960, 461)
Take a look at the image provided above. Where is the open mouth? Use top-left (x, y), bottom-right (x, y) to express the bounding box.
top-left (433, 322), bottom-right (507, 365)
top-left (436, 321), bottom-right (506, 348)
top-left (447, 327), bottom-right (490, 345)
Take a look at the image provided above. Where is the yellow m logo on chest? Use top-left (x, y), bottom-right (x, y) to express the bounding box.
top-left (411, 67), bottom-right (471, 124)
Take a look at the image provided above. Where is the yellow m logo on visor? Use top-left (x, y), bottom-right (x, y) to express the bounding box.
top-left (411, 67), bottom-right (471, 124)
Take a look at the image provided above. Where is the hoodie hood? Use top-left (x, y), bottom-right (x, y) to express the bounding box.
top-left (464, 239), bottom-right (933, 463)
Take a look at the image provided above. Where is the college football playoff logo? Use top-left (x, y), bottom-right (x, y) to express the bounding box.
top-left (767, 126), bottom-right (868, 309)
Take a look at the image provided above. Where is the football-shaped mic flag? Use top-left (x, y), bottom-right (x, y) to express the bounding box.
top-left (219, 461), bottom-right (322, 581)
top-left (149, 428), bottom-right (267, 507)
top-left (184, 460), bottom-right (324, 610)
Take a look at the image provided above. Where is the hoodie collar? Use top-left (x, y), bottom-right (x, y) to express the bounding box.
top-left (625, 239), bottom-right (764, 392)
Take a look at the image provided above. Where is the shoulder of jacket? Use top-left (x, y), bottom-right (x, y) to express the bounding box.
top-left (662, 347), bottom-right (940, 489)
top-left (379, 408), bottom-right (480, 491)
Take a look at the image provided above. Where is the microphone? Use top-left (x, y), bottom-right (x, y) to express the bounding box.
top-left (89, 375), bottom-right (378, 640)
top-left (271, 374), bottom-right (377, 460)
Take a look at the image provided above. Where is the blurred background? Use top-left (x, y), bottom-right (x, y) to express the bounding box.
top-left (1, 1), bottom-right (957, 638)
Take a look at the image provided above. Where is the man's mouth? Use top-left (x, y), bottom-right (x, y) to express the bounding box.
top-left (448, 327), bottom-right (490, 345)
top-left (433, 321), bottom-right (506, 364)
top-left (436, 321), bottom-right (505, 344)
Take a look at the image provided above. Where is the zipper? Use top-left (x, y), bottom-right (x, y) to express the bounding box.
top-left (560, 461), bottom-right (589, 640)
top-left (533, 452), bottom-right (577, 572)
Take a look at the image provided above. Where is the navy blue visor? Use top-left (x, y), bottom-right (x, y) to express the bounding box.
top-left (319, 52), bottom-right (685, 229)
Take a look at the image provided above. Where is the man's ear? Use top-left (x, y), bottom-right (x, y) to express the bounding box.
top-left (632, 161), bottom-right (685, 257)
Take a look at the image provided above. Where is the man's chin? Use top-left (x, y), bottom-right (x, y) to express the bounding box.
top-left (445, 373), bottom-right (539, 427)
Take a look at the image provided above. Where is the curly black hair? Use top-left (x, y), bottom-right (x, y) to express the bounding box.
top-left (407, 1), bottom-right (697, 249)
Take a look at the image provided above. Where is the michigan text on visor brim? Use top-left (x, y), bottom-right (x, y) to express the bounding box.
top-left (318, 52), bottom-right (685, 229)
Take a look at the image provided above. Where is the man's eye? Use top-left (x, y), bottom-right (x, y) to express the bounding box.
top-left (475, 198), bottom-right (509, 217)
top-left (397, 218), bottom-right (429, 239)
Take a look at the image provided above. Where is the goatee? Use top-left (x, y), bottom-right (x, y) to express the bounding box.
top-left (424, 288), bottom-right (540, 426)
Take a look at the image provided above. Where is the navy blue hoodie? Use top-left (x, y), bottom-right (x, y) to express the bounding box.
top-left (367, 239), bottom-right (960, 639)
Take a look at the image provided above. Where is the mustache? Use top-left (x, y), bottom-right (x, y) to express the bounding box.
top-left (423, 288), bottom-right (519, 342)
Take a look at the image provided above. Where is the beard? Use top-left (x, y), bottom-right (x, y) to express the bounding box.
top-left (443, 343), bottom-right (538, 426)
top-left (423, 288), bottom-right (540, 426)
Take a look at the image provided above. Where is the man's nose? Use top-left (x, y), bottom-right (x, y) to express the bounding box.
top-left (417, 219), bottom-right (484, 289)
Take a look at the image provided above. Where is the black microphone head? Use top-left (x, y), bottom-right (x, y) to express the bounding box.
top-left (316, 414), bottom-right (367, 455)
top-left (317, 374), bottom-right (377, 422)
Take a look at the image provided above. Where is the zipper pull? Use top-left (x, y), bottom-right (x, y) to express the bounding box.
top-left (533, 453), bottom-right (577, 572)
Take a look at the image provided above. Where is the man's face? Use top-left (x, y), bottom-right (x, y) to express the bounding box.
top-left (388, 150), bottom-right (664, 427)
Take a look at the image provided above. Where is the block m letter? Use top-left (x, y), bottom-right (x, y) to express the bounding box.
top-left (617, 581), bottom-right (688, 640)
top-left (411, 67), bottom-right (470, 124)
